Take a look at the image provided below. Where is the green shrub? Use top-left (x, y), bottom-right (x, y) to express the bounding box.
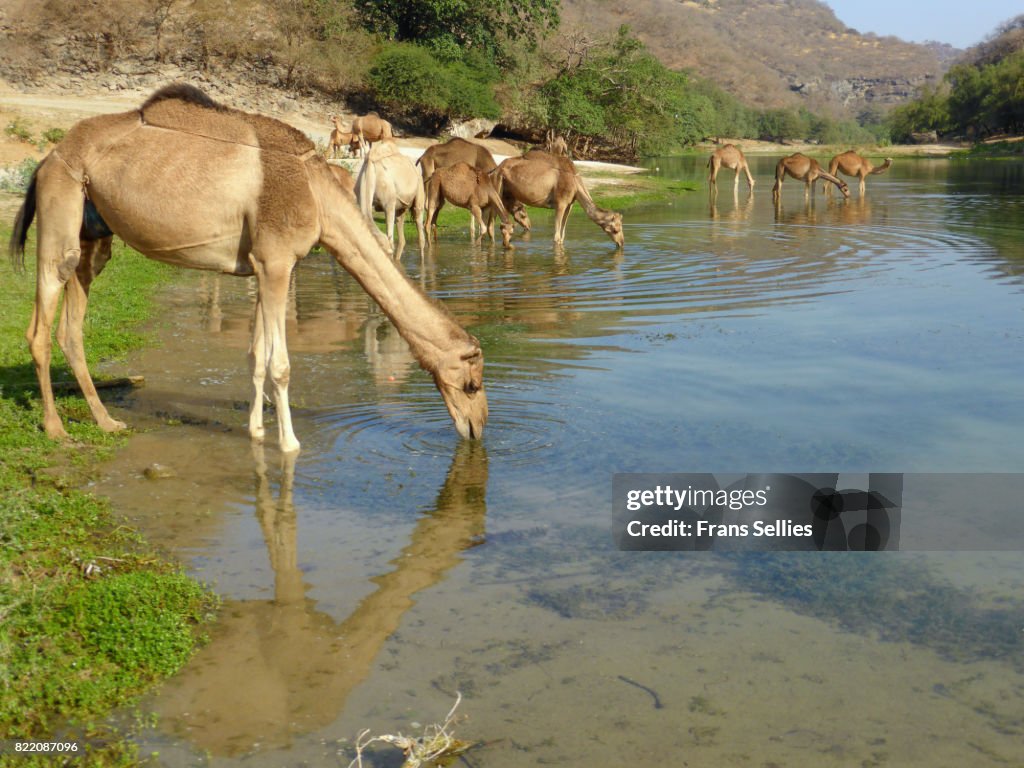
top-left (4, 118), bottom-right (33, 143)
top-left (41, 127), bottom-right (66, 144)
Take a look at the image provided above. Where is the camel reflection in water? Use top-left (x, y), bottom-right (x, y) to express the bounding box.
top-left (153, 441), bottom-right (489, 757)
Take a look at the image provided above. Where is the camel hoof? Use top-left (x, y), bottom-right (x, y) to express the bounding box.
top-left (44, 423), bottom-right (71, 442)
top-left (249, 426), bottom-right (266, 444)
top-left (100, 418), bottom-right (128, 433)
top-left (280, 438), bottom-right (301, 454)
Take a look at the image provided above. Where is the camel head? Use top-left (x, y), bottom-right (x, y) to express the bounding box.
top-left (836, 181), bottom-right (851, 199)
top-left (499, 220), bottom-right (515, 248)
top-left (599, 210), bottom-right (625, 247)
top-left (511, 203), bottom-right (532, 231)
top-left (432, 340), bottom-right (488, 439)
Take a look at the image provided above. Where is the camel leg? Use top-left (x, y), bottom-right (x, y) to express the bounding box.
top-left (55, 236), bottom-right (126, 433)
top-left (413, 203), bottom-right (426, 253)
top-left (859, 175), bottom-right (866, 197)
top-left (248, 297), bottom-right (266, 442)
top-left (733, 167), bottom-right (741, 195)
top-left (470, 204), bottom-right (486, 243)
top-left (27, 166), bottom-right (90, 440)
top-left (554, 202), bottom-right (572, 245)
top-left (249, 251), bottom-right (300, 453)
top-left (743, 163), bottom-right (755, 192)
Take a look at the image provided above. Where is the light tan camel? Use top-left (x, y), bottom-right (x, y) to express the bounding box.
top-left (8, 84), bottom-right (486, 453)
top-left (351, 112), bottom-right (393, 157)
top-left (544, 129), bottom-right (569, 157)
top-left (826, 150), bottom-right (893, 196)
top-left (328, 116), bottom-right (359, 158)
top-left (494, 149), bottom-right (624, 246)
top-left (424, 162), bottom-right (514, 248)
top-left (771, 153), bottom-right (850, 201)
top-left (355, 139), bottom-right (427, 256)
top-left (708, 144), bottom-right (755, 193)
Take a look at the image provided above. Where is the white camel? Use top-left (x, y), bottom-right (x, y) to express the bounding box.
top-left (355, 140), bottom-right (426, 257)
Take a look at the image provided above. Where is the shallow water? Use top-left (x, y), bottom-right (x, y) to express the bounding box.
top-left (93, 157), bottom-right (1024, 766)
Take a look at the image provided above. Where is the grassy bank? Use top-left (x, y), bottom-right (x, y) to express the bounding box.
top-left (0, 223), bottom-right (218, 765)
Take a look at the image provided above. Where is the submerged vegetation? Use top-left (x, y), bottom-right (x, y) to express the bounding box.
top-left (0, 225), bottom-right (217, 761)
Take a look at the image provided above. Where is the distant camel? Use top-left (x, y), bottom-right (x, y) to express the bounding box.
top-left (355, 140), bottom-right (426, 256)
top-left (495, 150), bottom-right (624, 247)
top-left (708, 144), bottom-right (755, 193)
top-left (826, 151), bottom-right (893, 196)
top-left (416, 137), bottom-right (530, 238)
top-left (424, 162), bottom-right (514, 248)
top-left (772, 153), bottom-right (849, 201)
top-left (328, 116), bottom-right (359, 158)
top-left (351, 112), bottom-right (393, 157)
top-left (7, 84), bottom-right (487, 452)
top-left (544, 129), bottom-right (569, 157)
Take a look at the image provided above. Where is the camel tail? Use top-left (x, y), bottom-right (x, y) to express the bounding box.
top-left (8, 163), bottom-right (39, 273)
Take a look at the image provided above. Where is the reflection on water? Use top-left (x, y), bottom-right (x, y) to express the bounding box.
top-left (148, 442), bottom-right (487, 757)
top-left (94, 158), bottom-right (1024, 766)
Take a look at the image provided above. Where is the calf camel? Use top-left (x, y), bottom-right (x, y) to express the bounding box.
top-left (355, 139), bottom-right (427, 256)
top-left (708, 144), bottom-right (755, 193)
top-left (494, 150), bottom-right (624, 246)
top-left (826, 151), bottom-right (893, 196)
top-left (8, 84), bottom-right (486, 453)
top-left (771, 153), bottom-right (849, 201)
top-left (416, 137), bottom-right (530, 238)
top-left (351, 112), bottom-right (393, 157)
top-left (424, 162), bottom-right (514, 248)
top-left (328, 116), bottom-right (359, 158)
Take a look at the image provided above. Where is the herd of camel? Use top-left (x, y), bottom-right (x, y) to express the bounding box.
top-left (708, 143), bottom-right (894, 200)
top-left (335, 110), bottom-right (893, 257)
top-left (6, 84), bottom-right (893, 453)
top-left (327, 111), bottom-right (625, 254)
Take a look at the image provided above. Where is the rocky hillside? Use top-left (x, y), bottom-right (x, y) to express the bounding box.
top-left (560, 0), bottom-right (954, 112)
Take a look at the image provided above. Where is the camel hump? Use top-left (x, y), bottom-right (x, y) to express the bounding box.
top-left (139, 83), bottom-right (313, 156)
top-left (141, 83), bottom-right (227, 112)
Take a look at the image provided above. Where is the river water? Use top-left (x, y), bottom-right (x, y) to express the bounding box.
top-left (93, 156), bottom-right (1024, 766)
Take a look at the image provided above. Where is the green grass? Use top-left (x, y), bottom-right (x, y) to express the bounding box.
top-left (0, 222), bottom-right (218, 765)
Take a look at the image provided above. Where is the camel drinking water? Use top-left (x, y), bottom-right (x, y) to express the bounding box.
top-left (826, 150), bottom-right (893, 197)
top-left (8, 84), bottom-right (487, 453)
top-left (416, 137), bottom-right (530, 239)
top-left (771, 153), bottom-right (850, 201)
top-left (708, 144), bottom-right (755, 193)
top-left (424, 162), bottom-right (515, 248)
top-left (494, 150), bottom-right (624, 247)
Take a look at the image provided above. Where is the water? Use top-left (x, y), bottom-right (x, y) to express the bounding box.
top-left (94, 157), bottom-right (1024, 766)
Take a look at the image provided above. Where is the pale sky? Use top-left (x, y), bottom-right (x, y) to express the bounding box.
top-left (824, 1), bottom-right (1020, 49)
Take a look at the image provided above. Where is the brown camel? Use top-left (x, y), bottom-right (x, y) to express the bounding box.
top-left (351, 112), bottom-right (393, 157)
top-left (416, 137), bottom-right (529, 238)
top-left (708, 144), bottom-right (755, 193)
top-left (494, 150), bottom-right (624, 247)
top-left (328, 115), bottom-right (359, 158)
top-left (771, 153), bottom-right (849, 201)
top-left (8, 84), bottom-right (487, 453)
top-left (355, 139), bottom-right (427, 256)
top-left (424, 162), bottom-right (515, 248)
top-left (827, 150), bottom-right (893, 196)
top-left (327, 162), bottom-right (356, 198)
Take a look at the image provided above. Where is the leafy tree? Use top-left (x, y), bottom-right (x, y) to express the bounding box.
top-left (353, 0), bottom-right (558, 64)
top-left (368, 42), bottom-right (500, 128)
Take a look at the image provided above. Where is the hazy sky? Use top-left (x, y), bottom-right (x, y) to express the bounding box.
top-left (824, 1), bottom-right (1019, 48)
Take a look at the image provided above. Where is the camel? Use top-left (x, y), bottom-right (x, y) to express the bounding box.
top-left (416, 137), bottom-right (529, 239)
top-left (544, 129), bottom-right (569, 157)
top-left (351, 112), bottom-right (393, 157)
top-left (708, 144), bottom-right (755, 193)
top-left (771, 153), bottom-right (849, 201)
top-left (826, 150), bottom-right (893, 196)
top-left (424, 162), bottom-right (515, 248)
top-left (8, 84), bottom-right (487, 453)
top-left (328, 115), bottom-right (359, 159)
top-left (494, 149), bottom-right (624, 247)
top-left (355, 139), bottom-right (427, 256)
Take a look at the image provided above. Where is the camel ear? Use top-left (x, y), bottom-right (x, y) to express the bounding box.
top-left (460, 345), bottom-right (482, 362)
